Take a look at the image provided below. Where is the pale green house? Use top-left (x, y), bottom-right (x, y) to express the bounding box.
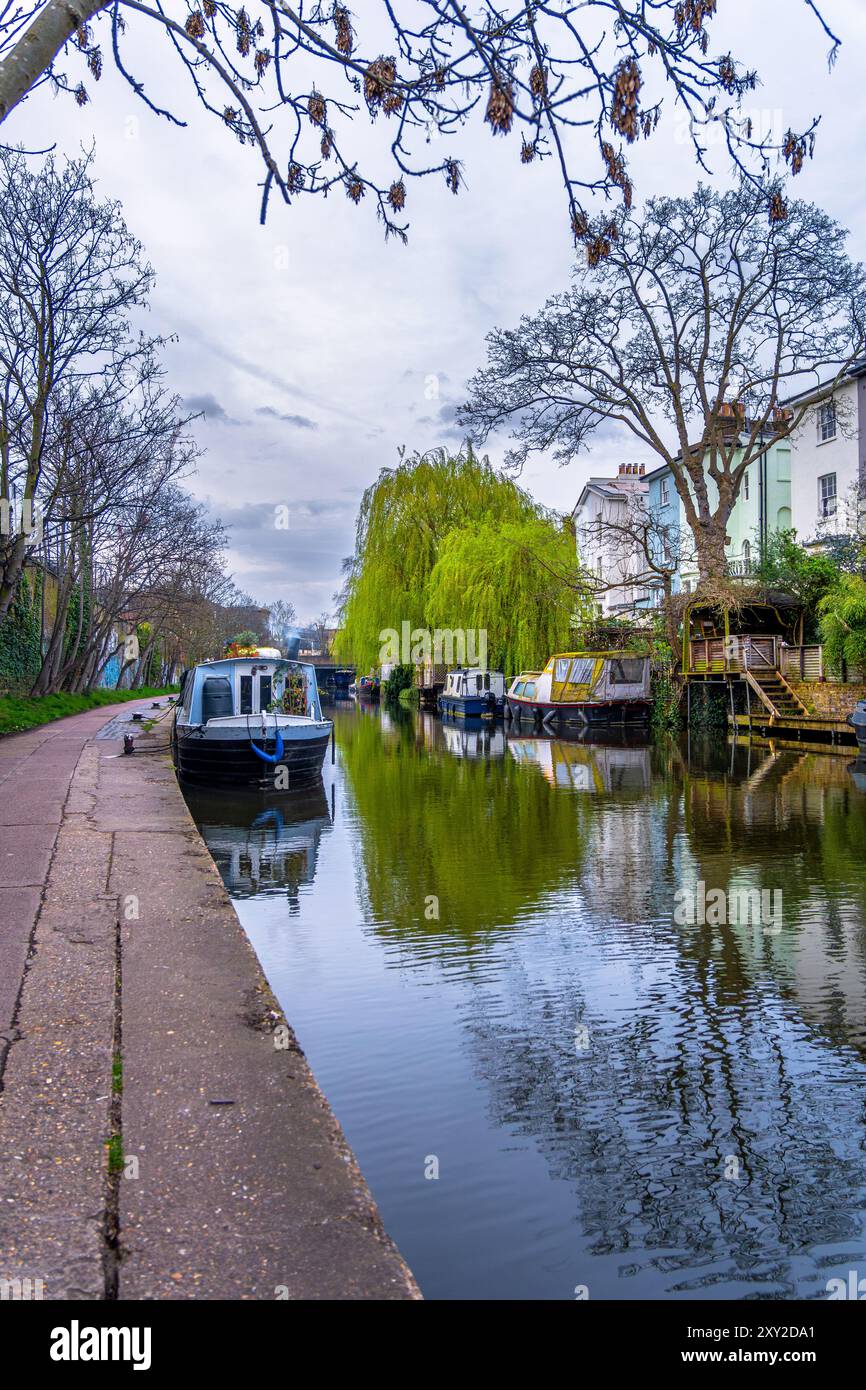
top-left (643, 435), bottom-right (792, 599)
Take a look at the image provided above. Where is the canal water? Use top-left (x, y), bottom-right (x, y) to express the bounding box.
top-left (183, 704), bottom-right (866, 1301)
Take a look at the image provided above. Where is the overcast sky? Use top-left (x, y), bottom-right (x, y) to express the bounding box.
top-left (6, 1), bottom-right (866, 619)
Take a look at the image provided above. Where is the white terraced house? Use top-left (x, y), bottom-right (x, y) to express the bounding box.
top-left (786, 357), bottom-right (866, 543)
top-left (572, 463), bottom-right (650, 617)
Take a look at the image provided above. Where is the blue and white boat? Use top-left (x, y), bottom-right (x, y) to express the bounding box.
top-left (438, 668), bottom-right (506, 719)
top-left (172, 647), bottom-right (332, 789)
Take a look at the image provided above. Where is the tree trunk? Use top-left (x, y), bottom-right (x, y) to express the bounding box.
top-left (0, 0), bottom-right (108, 123)
top-left (693, 518), bottom-right (731, 591)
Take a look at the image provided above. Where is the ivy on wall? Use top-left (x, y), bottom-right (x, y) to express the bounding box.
top-left (0, 571), bottom-right (43, 694)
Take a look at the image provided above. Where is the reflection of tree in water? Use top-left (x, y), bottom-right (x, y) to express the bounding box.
top-left (465, 904), bottom-right (866, 1297)
top-left (184, 783), bottom-right (331, 911)
top-left (336, 709), bottom-right (598, 948)
top-left (675, 744), bottom-right (866, 1054)
top-left (340, 709), bottom-right (866, 1294)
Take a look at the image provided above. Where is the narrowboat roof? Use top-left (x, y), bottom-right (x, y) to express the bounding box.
top-left (546, 649), bottom-right (648, 660)
top-left (195, 654), bottom-right (309, 668)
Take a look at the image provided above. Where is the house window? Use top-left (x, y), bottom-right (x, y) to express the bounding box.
top-left (743, 470), bottom-right (749, 501)
top-left (596, 556), bottom-right (602, 576)
top-left (742, 540), bottom-right (751, 572)
top-left (819, 472), bottom-right (837, 519)
top-left (817, 400), bottom-right (837, 443)
top-left (660, 478), bottom-right (670, 506)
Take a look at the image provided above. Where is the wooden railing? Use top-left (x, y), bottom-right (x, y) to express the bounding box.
top-left (688, 638), bottom-right (864, 683)
top-left (688, 635), bottom-right (777, 675)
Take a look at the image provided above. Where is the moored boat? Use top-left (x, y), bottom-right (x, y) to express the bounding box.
top-left (172, 648), bottom-right (332, 789)
top-left (848, 700), bottom-right (866, 751)
top-left (506, 650), bottom-right (651, 727)
top-left (357, 674), bottom-right (381, 701)
top-left (438, 668), bottom-right (506, 718)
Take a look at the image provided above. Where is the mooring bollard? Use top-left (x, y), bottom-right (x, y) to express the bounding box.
top-left (123, 734), bottom-right (135, 755)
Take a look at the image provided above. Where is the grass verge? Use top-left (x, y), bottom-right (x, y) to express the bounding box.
top-left (0, 686), bottom-right (178, 736)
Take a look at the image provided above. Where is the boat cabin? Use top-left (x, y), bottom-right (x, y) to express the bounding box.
top-left (442, 669), bottom-right (506, 700)
top-left (178, 654), bottom-right (324, 725)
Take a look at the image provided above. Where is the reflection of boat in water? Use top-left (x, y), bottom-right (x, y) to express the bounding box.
top-left (508, 734), bottom-right (652, 791)
top-left (439, 715), bottom-right (506, 759)
top-left (506, 651), bottom-right (651, 726)
top-left (183, 783), bottom-right (331, 900)
top-left (847, 756), bottom-right (866, 793)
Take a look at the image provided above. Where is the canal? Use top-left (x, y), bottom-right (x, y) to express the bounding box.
top-left (183, 703), bottom-right (866, 1301)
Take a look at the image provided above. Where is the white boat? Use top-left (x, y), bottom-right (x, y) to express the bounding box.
top-left (172, 648), bottom-right (332, 789)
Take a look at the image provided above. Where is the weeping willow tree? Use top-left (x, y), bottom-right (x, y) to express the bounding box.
top-left (426, 517), bottom-right (590, 673)
top-left (334, 448), bottom-right (589, 674)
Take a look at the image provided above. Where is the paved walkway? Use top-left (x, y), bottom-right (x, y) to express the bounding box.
top-left (0, 702), bottom-right (419, 1300)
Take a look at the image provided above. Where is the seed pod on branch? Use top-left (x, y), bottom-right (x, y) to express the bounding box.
top-left (185, 11), bottom-right (205, 39)
top-left (364, 57), bottom-right (403, 115)
top-left (768, 191), bottom-right (788, 224)
top-left (611, 59), bottom-right (641, 142)
top-left (334, 6), bottom-right (353, 57)
top-left (529, 64), bottom-right (546, 100)
top-left (308, 90), bottom-right (326, 125)
top-left (486, 79), bottom-right (514, 135)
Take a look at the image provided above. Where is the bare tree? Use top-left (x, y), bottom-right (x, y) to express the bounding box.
top-left (461, 179), bottom-right (866, 592)
top-left (0, 144), bottom-right (159, 623)
top-left (266, 596), bottom-right (297, 648)
top-left (0, 2), bottom-right (839, 232)
top-left (580, 490), bottom-right (696, 651)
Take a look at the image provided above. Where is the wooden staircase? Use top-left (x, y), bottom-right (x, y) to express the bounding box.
top-left (745, 669), bottom-right (811, 722)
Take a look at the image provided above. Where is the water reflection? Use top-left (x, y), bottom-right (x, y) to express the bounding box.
top-left (185, 709), bottom-right (866, 1300)
top-left (184, 783), bottom-right (331, 904)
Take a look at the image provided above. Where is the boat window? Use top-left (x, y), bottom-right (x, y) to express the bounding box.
top-left (239, 674), bottom-right (253, 714)
top-left (476, 675), bottom-right (483, 691)
top-left (569, 658), bottom-right (595, 684)
top-left (523, 681), bottom-right (537, 699)
top-left (609, 658), bottom-right (645, 685)
top-left (512, 681), bottom-right (525, 696)
top-left (484, 673), bottom-right (490, 690)
top-left (555, 658), bottom-right (571, 682)
top-left (259, 674), bottom-right (272, 710)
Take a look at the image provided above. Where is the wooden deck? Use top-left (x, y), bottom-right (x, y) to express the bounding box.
top-left (729, 711), bottom-right (857, 749)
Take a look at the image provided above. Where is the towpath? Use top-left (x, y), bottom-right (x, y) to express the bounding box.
top-left (0, 701), bottom-right (419, 1300)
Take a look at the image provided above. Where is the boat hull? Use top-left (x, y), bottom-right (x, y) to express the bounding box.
top-left (506, 696), bottom-right (650, 726)
top-left (439, 694), bottom-right (503, 719)
top-left (173, 722), bottom-right (331, 788)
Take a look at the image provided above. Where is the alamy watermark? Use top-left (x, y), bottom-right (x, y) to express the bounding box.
top-left (0, 496), bottom-right (43, 546)
top-left (379, 621), bottom-right (487, 668)
top-left (674, 880), bottom-right (783, 934)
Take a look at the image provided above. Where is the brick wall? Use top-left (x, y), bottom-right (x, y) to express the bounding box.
top-left (788, 680), bottom-right (866, 719)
